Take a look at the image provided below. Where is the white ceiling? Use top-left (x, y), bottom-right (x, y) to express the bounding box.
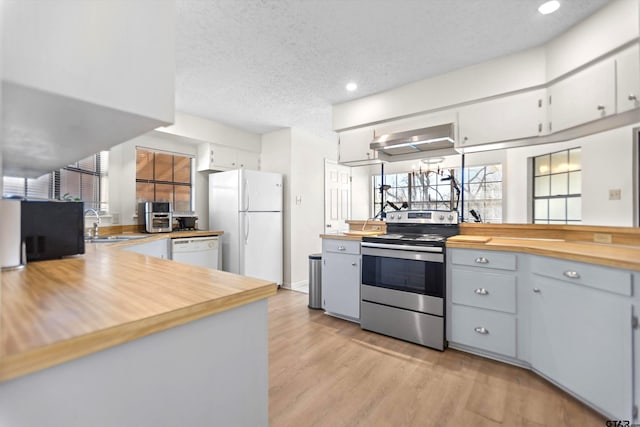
top-left (175, 0), bottom-right (612, 140)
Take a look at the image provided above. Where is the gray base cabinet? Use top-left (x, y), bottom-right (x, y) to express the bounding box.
top-left (322, 239), bottom-right (360, 322)
top-left (447, 248), bottom-right (637, 421)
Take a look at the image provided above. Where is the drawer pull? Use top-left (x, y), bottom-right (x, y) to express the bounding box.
top-left (474, 257), bottom-right (489, 264)
top-left (563, 270), bottom-right (580, 279)
top-left (533, 288), bottom-right (541, 293)
top-left (351, 262), bottom-right (357, 266)
top-left (474, 288), bottom-right (489, 295)
top-left (337, 246), bottom-right (346, 251)
top-left (474, 327), bottom-right (489, 335)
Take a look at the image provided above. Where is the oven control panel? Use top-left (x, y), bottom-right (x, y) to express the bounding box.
top-left (385, 210), bottom-right (459, 224)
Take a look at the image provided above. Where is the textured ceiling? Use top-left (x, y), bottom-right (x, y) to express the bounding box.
top-left (176, 0), bottom-right (612, 140)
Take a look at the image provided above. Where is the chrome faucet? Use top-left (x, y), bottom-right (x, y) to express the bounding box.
top-left (84, 208), bottom-right (101, 239)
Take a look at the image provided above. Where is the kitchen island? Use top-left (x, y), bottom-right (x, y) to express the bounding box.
top-left (0, 232), bottom-right (276, 426)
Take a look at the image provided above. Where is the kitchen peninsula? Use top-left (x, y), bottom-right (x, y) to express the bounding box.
top-left (0, 232), bottom-right (277, 426)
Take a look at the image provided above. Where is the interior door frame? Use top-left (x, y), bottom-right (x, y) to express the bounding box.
top-left (633, 126), bottom-right (639, 226)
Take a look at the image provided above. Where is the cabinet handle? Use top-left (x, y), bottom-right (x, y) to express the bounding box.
top-left (474, 288), bottom-right (489, 295)
top-left (474, 257), bottom-right (489, 264)
top-left (337, 246), bottom-right (346, 251)
top-left (474, 327), bottom-right (489, 335)
top-left (628, 94), bottom-right (637, 101)
top-left (597, 104), bottom-right (605, 111)
top-left (563, 270), bottom-right (580, 279)
top-left (351, 262), bottom-right (357, 266)
top-left (533, 288), bottom-right (541, 293)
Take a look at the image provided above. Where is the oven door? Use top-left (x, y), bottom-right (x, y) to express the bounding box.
top-left (361, 243), bottom-right (444, 297)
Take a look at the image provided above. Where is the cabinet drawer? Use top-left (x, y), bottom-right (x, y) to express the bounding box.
top-left (323, 239), bottom-right (361, 255)
top-left (450, 305), bottom-right (516, 357)
top-left (450, 250), bottom-right (516, 271)
top-left (531, 256), bottom-right (631, 297)
top-left (451, 269), bottom-right (516, 313)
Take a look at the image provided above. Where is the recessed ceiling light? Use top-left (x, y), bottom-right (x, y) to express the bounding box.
top-left (346, 82), bottom-right (357, 91)
top-left (538, 0), bottom-right (560, 15)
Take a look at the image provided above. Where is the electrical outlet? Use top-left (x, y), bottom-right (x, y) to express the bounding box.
top-left (609, 189), bottom-right (621, 200)
top-left (593, 233), bottom-right (612, 244)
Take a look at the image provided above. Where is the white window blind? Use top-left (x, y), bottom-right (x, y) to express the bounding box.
top-left (2, 174), bottom-right (52, 199)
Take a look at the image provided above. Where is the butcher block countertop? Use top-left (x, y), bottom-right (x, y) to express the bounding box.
top-left (0, 230), bottom-right (277, 382)
top-left (447, 235), bottom-right (640, 272)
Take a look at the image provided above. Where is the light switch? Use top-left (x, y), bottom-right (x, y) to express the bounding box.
top-left (608, 189), bottom-right (621, 200)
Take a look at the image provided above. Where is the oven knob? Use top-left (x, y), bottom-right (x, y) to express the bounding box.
top-left (439, 214), bottom-right (445, 220)
top-left (448, 214), bottom-right (454, 221)
top-left (389, 214), bottom-right (395, 220)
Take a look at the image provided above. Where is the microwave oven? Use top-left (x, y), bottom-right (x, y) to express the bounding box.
top-left (138, 201), bottom-right (173, 233)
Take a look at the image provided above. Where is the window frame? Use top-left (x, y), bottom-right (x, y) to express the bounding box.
top-left (532, 147), bottom-right (581, 224)
top-left (134, 147), bottom-right (195, 213)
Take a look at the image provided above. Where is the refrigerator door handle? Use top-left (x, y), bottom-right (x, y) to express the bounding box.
top-left (242, 178), bottom-right (250, 211)
top-left (244, 213), bottom-right (250, 244)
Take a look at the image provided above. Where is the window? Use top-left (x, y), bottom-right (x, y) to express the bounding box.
top-left (2, 152), bottom-right (108, 212)
top-left (135, 148), bottom-right (194, 212)
top-left (532, 148), bottom-right (581, 224)
top-left (373, 164), bottom-right (503, 222)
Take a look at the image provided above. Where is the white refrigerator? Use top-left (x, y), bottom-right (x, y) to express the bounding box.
top-left (209, 169), bottom-right (283, 286)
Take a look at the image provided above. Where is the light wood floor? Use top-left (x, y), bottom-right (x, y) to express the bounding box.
top-left (268, 289), bottom-right (605, 427)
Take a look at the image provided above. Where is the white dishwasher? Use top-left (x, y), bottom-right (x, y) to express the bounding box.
top-left (171, 236), bottom-right (220, 269)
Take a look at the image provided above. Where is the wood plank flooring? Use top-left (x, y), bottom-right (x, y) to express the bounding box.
top-left (268, 289), bottom-right (606, 427)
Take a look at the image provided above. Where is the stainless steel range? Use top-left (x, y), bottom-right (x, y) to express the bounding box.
top-left (360, 210), bottom-right (459, 351)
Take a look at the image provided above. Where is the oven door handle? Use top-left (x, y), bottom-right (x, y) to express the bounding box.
top-left (361, 242), bottom-right (443, 253)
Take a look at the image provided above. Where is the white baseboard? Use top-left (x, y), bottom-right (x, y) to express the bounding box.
top-left (291, 280), bottom-right (308, 292)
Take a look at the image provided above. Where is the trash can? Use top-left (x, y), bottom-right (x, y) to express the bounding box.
top-left (308, 253), bottom-right (322, 309)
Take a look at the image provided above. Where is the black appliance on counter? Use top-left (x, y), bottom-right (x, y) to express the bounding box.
top-left (21, 200), bottom-right (85, 261)
top-left (173, 212), bottom-right (198, 231)
top-left (360, 210), bottom-right (459, 351)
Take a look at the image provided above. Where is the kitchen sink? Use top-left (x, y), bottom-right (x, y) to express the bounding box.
top-left (85, 235), bottom-right (148, 243)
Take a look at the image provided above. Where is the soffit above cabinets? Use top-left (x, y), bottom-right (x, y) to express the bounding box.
top-left (2, 82), bottom-right (167, 178)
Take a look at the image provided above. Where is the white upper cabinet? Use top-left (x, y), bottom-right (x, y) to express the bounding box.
top-left (616, 44), bottom-right (640, 113)
top-left (197, 143), bottom-right (260, 172)
top-left (2, 0), bottom-right (175, 177)
top-left (547, 58), bottom-right (616, 133)
top-left (338, 126), bottom-right (378, 165)
top-left (457, 89), bottom-right (546, 148)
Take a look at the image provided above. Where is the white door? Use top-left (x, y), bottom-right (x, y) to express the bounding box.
top-left (240, 211), bottom-right (283, 285)
top-left (324, 161), bottom-right (351, 233)
top-left (240, 170), bottom-right (283, 212)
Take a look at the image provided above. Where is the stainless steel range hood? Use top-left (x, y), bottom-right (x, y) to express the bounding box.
top-left (370, 123), bottom-right (457, 161)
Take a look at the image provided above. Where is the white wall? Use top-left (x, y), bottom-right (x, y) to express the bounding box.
top-left (260, 129), bottom-right (293, 286)
top-left (157, 112), bottom-right (261, 153)
top-left (332, 47), bottom-right (546, 131)
top-left (290, 128), bottom-right (337, 288)
top-left (260, 128), bottom-right (338, 288)
top-left (502, 125), bottom-right (637, 226)
top-left (545, 0), bottom-right (639, 80)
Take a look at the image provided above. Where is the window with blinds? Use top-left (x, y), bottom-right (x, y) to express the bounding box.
top-left (2, 152), bottom-right (109, 212)
top-left (135, 148), bottom-right (194, 212)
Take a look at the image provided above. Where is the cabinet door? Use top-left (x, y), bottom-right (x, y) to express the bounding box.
top-left (211, 145), bottom-right (238, 169)
top-left (616, 44), bottom-right (640, 113)
top-left (322, 252), bottom-right (360, 320)
top-left (123, 239), bottom-right (169, 259)
top-left (457, 90), bottom-right (546, 148)
top-left (548, 59), bottom-right (615, 132)
top-left (338, 127), bottom-right (377, 164)
top-left (236, 150), bottom-right (259, 169)
top-left (530, 275), bottom-right (633, 419)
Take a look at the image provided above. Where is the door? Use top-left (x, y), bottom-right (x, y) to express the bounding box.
top-left (324, 160), bottom-right (351, 233)
top-left (240, 170), bottom-right (283, 212)
top-left (240, 211), bottom-right (283, 285)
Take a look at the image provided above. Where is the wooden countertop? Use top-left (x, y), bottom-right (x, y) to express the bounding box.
top-left (0, 231), bottom-right (276, 382)
top-left (447, 235), bottom-right (640, 271)
top-left (319, 233), bottom-right (365, 241)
